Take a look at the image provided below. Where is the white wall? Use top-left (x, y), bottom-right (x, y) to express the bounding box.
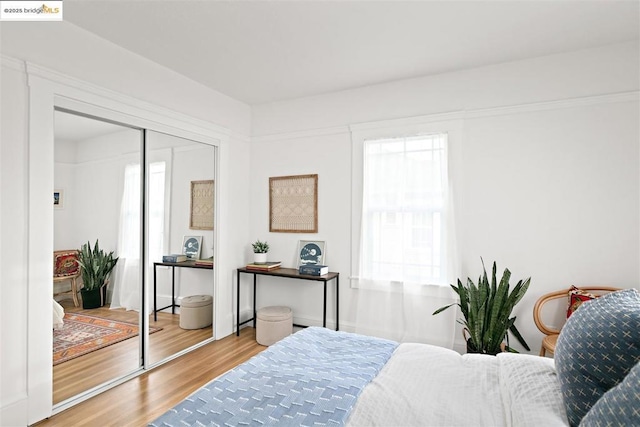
top-left (54, 129), bottom-right (140, 253)
top-left (248, 41), bottom-right (640, 352)
top-left (1, 21), bottom-right (251, 426)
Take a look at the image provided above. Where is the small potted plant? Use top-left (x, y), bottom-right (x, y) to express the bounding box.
top-left (433, 259), bottom-right (531, 355)
top-left (252, 239), bottom-right (269, 264)
top-left (77, 239), bottom-right (119, 309)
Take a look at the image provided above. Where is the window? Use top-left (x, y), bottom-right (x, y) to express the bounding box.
top-left (119, 163), bottom-right (142, 259)
top-left (148, 162), bottom-right (166, 263)
top-left (118, 162), bottom-right (166, 260)
top-left (358, 133), bottom-right (449, 286)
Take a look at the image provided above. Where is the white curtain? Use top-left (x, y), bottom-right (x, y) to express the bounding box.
top-left (353, 133), bottom-right (458, 348)
top-left (354, 284), bottom-right (457, 347)
top-left (111, 162), bottom-right (165, 312)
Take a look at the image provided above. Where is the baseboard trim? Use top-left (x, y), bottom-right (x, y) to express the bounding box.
top-left (0, 395), bottom-right (28, 427)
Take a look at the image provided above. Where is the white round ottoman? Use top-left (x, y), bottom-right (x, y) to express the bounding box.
top-left (256, 306), bottom-right (292, 346)
top-left (180, 295), bottom-right (213, 329)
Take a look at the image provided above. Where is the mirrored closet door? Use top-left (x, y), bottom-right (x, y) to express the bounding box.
top-left (53, 112), bottom-right (217, 406)
top-left (53, 110), bottom-right (144, 404)
top-left (146, 131), bottom-right (216, 366)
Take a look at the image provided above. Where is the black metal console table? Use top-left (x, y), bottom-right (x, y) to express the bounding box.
top-left (153, 260), bottom-right (213, 321)
top-left (236, 267), bottom-right (339, 336)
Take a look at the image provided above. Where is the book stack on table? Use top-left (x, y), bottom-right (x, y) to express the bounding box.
top-left (298, 264), bottom-right (329, 276)
top-left (195, 257), bottom-right (214, 267)
top-left (245, 261), bottom-right (281, 271)
top-left (162, 254), bottom-right (187, 263)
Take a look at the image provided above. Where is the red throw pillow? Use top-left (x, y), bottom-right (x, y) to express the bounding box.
top-left (567, 285), bottom-right (596, 318)
top-left (54, 252), bottom-right (79, 277)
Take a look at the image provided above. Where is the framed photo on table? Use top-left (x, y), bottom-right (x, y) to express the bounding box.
top-left (297, 240), bottom-right (325, 266)
top-left (182, 235), bottom-right (202, 260)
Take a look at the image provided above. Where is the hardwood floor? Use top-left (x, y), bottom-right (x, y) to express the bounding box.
top-left (41, 325), bottom-right (265, 426)
top-left (54, 300), bottom-right (213, 404)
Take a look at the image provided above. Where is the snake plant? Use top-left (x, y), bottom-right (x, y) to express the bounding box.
top-left (433, 259), bottom-right (531, 354)
top-left (77, 239), bottom-right (119, 291)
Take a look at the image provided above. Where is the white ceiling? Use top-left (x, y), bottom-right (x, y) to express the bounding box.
top-left (64, 1), bottom-right (639, 105)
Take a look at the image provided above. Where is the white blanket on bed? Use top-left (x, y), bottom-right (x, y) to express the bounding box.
top-left (53, 299), bottom-right (65, 329)
top-left (347, 343), bottom-right (568, 427)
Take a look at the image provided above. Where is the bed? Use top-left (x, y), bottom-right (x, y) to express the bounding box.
top-left (150, 289), bottom-right (639, 427)
top-left (149, 327), bottom-right (567, 427)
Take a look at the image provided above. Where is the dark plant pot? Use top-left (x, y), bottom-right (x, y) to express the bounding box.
top-left (81, 288), bottom-right (103, 309)
top-left (466, 339), bottom-right (503, 356)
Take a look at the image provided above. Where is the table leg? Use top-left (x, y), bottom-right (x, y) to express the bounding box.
top-left (323, 281), bottom-right (327, 328)
top-left (253, 274), bottom-right (257, 328)
top-left (171, 266), bottom-right (176, 314)
top-left (336, 276), bottom-right (339, 331)
top-left (153, 264), bottom-right (158, 321)
top-left (236, 270), bottom-right (240, 336)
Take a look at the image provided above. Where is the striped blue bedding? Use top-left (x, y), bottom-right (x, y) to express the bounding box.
top-left (149, 327), bottom-right (398, 426)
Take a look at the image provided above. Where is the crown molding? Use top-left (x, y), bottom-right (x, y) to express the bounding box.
top-left (1, 54), bottom-right (26, 72)
top-left (251, 91), bottom-right (639, 142)
top-left (349, 111), bottom-right (464, 132)
top-left (250, 125), bottom-right (350, 143)
top-left (464, 91), bottom-right (639, 120)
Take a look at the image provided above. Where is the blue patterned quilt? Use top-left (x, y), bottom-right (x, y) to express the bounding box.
top-left (149, 327), bottom-right (398, 426)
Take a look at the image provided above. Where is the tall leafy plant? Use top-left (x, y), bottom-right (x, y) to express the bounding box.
top-left (433, 260), bottom-right (531, 354)
top-left (77, 240), bottom-right (119, 291)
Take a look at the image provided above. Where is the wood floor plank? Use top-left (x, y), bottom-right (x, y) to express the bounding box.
top-left (39, 326), bottom-right (264, 426)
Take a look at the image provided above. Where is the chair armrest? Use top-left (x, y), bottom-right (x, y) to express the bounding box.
top-left (533, 290), bottom-right (566, 336)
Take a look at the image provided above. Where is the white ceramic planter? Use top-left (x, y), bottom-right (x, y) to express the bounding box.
top-left (254, 252), bottom-right (268, 264)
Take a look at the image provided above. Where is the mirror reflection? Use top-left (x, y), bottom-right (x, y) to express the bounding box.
top-left (53, 110), bottom-right (143, 404)
top-left (146, 130), bottom-right (215, 366)
top-left (53, 112), bottom-right (216, 405)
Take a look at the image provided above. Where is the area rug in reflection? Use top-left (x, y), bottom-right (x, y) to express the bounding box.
top-left (53, 313), bottom-right (161, 365)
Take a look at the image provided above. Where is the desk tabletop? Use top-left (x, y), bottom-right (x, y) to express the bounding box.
top-left (237, 267), bottom-right (338, 281)
top-left (154, 260), bottom-right (213, 269)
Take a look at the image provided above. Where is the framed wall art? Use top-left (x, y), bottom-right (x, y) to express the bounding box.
top-left (190, 180), bottom-right (214, 230)
top-left (297, 240), bottom-right (325, 266)
top-left (182, 235), bottom-right (202, 260)
top-left (54, 189), bottom-right (64, 209)
top-left (269, 174), bottom-right (318, 233)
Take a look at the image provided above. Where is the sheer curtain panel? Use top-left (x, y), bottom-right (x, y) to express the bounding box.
top-left (111, 162), bottom-right (165, 312)
top-left (351, 127), bottom-right (460, 348)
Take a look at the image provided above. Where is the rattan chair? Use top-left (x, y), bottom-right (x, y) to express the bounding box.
top-left (533, 286), bottom-right (621, 357)
top-left (53, 250), bottom-right (81, 307)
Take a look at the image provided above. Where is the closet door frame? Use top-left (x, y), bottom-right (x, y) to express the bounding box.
top-left (27, 66), bottom-right (224, 422)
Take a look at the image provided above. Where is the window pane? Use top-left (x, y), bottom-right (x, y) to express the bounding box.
top-left (361, 133), bottom-right (447, 284)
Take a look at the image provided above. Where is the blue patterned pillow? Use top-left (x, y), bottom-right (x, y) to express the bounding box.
top-left (580, 361), bottom-right (640, 426)
top-left (555, 289), bottom-right (640, 427)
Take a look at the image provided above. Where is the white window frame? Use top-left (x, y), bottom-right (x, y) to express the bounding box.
top-left (350, 114), bottom-right (462, 289)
